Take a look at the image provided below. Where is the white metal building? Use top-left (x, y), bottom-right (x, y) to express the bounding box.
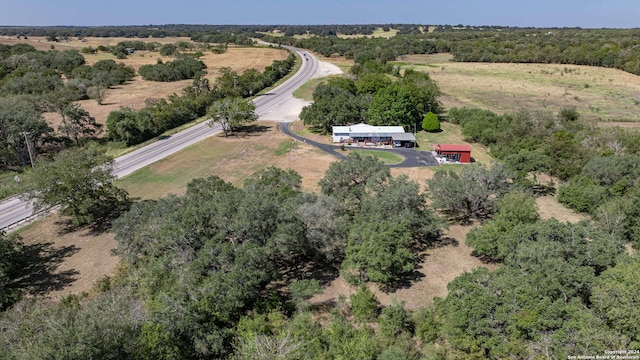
top-left (332, 123), bottom-right (411, 145)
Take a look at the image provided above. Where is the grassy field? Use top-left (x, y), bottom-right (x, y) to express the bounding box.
top-left (75, 46), bottom-right (288, 127)
top-left (395, 54), bottom-right (640, 124)
top-left (338, 27), bottom-right (399, 39)
top-left (292, 76), bottom-right (334, 101)
top-left (0, 36), bottom-right (290, 129)
top-left (257, 27), bottom-right (399, 40)
top-left (117, 121), bottom-right (338, 199)
top-left (348, 149), bottom-right (404, 164)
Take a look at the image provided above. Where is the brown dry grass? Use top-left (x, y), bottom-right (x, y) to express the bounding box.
top-left (0, 36), bottom-right (192, 51)
top-left (311, 224), bottom-right (497, 310)
top-left (408, 55), bottom-right (640, 122)
top-left (1, 36), bottom-right (289, 129)
top-left (16, 213), bottom-right (119, 301)
top-left (78, 47), bottom-right (288, 127)
top-left (118, 121), bottom-right (336, 199)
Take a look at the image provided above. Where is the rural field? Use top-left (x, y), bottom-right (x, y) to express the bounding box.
top-left (396, 53), bottom-right (640, 125)
top-left (0, 36), bottom-right (289, 127)
top-left (9, 48), bottom-right (590, 309)
top-left (73, 46), bottom-right (289, 126)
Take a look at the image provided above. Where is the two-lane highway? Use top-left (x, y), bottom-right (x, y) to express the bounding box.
top-left (0, 46), bottom-right (319, 231)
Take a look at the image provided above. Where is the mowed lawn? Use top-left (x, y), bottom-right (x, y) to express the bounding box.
top-left (117, 121), bottom-right (337, 199)
top-left (396, 54), bottom-right (640, 124)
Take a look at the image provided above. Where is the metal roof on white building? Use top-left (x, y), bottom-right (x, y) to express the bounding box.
top-left (332, 123), bottom-right (406, 135)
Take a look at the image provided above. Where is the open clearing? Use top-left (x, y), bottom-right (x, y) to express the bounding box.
top-left (68, 47), bottom-right (289, 127)
top-left (0, 36), bottom-right (289, 128)
top-left (397, 54), bottom-right (640, 123)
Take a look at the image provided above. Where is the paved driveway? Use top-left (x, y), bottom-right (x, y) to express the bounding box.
top-left (279, 123), bottom-right (439, 168)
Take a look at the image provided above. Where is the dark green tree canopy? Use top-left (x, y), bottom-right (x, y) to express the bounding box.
top-left (300, 79), bottom-right (369, 134)
top-left (427, 163), bottom-right (514, 222)
top-left (22, 147), bottom-right (130, 225)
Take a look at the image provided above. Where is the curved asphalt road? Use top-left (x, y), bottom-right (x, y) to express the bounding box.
top-left (279, 123), bottom-right (439, 168)
top-left (0, 45), bottom-right (318, 231)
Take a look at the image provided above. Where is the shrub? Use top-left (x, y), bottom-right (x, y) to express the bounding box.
top-left (422, 112), bottom-right (440, 132)
top-left (378, 301), bottom-right (413, 340)
top-left (350, 286), bottom-right (378, 322)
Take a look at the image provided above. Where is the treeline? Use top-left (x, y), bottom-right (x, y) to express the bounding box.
top-left (0, 43), bottom-right (134, 169)
top-left (263, 33), bottom-right (440, 63)
top-left (263, 27), bottom-right (640, 76)
top-left (138, 57), bottom-right (207, 82)
top-left (443, 28), bottom-right (640, 75)
top-left (301, 61), bottom-right (441, 133)
top-left (106, 54), bottom-right (296, 146)
top-left (8, 25), bottom-right (640, 76)
top-left (446, 106), bottom-right (640, 250)
top-left (0, 24), bottom-right (428, 39)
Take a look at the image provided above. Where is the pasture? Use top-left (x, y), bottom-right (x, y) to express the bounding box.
top-left (397, 54), bottom-right (640, 124)
top-left (0, 36), bottom-right (289, 127)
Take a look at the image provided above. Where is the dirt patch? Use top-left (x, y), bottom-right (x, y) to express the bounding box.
top-left (310, 224), bottom-right (496, 310)
top-left (536, 195), bottom-right (589, 223)
top-left (16, 213), bottom-right (119, 301)
top-left (597, 121), bottom-right (640, 129)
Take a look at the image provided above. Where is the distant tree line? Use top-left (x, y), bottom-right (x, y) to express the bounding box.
top-left (106, 54), bottom-right (295, 146)
top-left (138, 57), bottom-right (207, 82)
top-left (6, 25), bottom-right (640, 75)
top-left (0, 44), bottom-right (134, 169)
top-left (442, 28), bottom-right (640, 75)
top-left (0, 24), bottom-right (429, 39)
top-left (262, 27), bottom-right (640, 76)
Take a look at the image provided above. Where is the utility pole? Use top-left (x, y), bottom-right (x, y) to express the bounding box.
top-left (233, 75), bottom-right (237, 91)
top-left (23, 131), bottom-right (35, 168)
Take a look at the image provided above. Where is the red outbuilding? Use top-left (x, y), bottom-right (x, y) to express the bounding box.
top-left (433, 144), bottom-right (472, 163)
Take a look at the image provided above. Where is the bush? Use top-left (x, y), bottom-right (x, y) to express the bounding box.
top-left (378, 301), bottom-right (413, 340)
top-left (138, 58), bottom-right (206, 82)
top-left (413, 308), bottom-right (439, 343)
top-left (350, 286), bottom-right (378, 322)
top-left (422, 112), bottom-right (440, 132)
top-left (558, 176), bottom-right (608, 214)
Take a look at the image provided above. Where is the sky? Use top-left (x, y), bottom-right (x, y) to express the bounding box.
top-left (0, 0), bottom-right (638, 28)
